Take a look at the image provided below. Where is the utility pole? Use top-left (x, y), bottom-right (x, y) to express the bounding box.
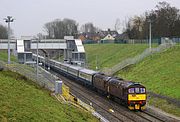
top-left (4, 16), bottom-right (14, 64)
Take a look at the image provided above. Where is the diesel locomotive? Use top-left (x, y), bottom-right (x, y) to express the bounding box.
top-left (33, 54), bottom-right (146, 110)
top-left (93, 73), bottom-right (146, 110)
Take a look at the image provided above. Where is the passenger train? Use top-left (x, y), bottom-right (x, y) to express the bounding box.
top-left (33, 54), bottom-right (147, 110)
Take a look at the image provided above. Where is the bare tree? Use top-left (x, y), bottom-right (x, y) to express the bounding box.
top-left (63, 18), bottom-right (78, 37)
top-left (80, 22), bottom-right (98, 33)
top-left (44, 18), bottom-right (78, 39)
top-left (124, 1), bottom-right (180, 39)
top-left (153, 1), bottom-right (180, 37)
top-left (44, 22), bottom-right (55, 39)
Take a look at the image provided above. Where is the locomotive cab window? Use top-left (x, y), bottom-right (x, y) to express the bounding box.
top-left (135, 88), bottom-right (140, 93)
top-left (128, 88), bottom-right (134, 93)
top-left (140, 88), bottom-right (146, 93)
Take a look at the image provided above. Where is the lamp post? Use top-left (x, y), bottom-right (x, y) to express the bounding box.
top-left (4, 16), bottom-right (14, 64)
top-left (36, 38), bottom-right (39, 81)
top-left (36, 33), bottom-right (42, 81)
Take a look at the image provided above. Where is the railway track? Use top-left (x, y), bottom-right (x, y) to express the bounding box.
top-left (55, 73), bottom-right (133, 122)
top-left (69, 85), bottom-right (127, 122)
top-left (51, 70), bottom-right (174, 122)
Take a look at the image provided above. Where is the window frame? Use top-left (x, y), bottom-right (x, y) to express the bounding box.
top-left (140, 88), bottom-right (146, 93)
top-left (128, 88), bottom-right (135, 93)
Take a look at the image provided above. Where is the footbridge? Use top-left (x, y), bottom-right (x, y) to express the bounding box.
top-left (0, 39), bottom-right (67, 50)
top-left (0, 37), bottom-right (85, 66)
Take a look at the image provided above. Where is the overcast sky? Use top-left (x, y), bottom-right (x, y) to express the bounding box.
top-left (0, 0), bottom-right (180, 38)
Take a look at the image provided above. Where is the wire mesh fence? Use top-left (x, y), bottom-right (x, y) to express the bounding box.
top-left (102, 39), bottom-right (176, 75)
top-left (0, 61), bottom-right (57, 92)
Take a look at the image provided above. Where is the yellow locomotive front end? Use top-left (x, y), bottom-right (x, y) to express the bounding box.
top-left (127, 87), bottom-right (146, 110)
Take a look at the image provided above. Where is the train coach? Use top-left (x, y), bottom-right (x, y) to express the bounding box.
top-left (33, 54), bottom-right (146, 110)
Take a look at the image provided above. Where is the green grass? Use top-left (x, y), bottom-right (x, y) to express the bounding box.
top-left (148, 97), bottom-right (180, 117)
top-left (85, 43), bottom-right (180, 116)
top-left (85, 44), bottom-right (180, 99)
top-left (85, 44), bottom-right (153, 70)
top-left (0, 70), bottom-right (98, 122)
top-left (117, 45), bottom-right (180, 99)
top-left (0, 50), bottom-right (17, 62)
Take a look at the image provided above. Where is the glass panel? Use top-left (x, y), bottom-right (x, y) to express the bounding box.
top-left (79, 72), bottom-right (91, 81)
top-left (61, 65), bottom-right (67, 71)
top-left (128, 88), bottom-right (134, 93)
top-left (140, 88), bottom-right (146, 93)
top-left (68, 68), bottom-right (77, 75)
top-left (135, 88), bottom-right (139, 93)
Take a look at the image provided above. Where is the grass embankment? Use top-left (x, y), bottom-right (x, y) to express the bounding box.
top-left (85, 44), bottom-right (153, 70)
top-left (117, 45), bottom-right (180, 116)
top-left (148, 97), bottom-right (180, 116)
top-left (0, 50), bottom-right (17, 62)
top-left (0, 70), bottom-right (98, 121)
top-left (117, 45), bottom-right (180, 99)
top-left (85, 43), bottom-right (180, 116)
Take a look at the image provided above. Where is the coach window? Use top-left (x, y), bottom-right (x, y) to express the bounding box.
top-left (128, 88), bottom-right (134, 93)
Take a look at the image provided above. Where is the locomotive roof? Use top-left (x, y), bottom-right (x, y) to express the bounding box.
top-left (109, 78), bottom-right (125, 86)
top-left (128, 82), bottom-right (145, 87)
top-left (109, 78), bottom-right (144, 88)
top-left (124, 81), bottom-right (146, 88)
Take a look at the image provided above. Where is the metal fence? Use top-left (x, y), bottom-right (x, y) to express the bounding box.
top-left (82, 38), bottom-right (161, 44)
top-left (0, 61), bottom-right (57, 92)
top-left (172, 38), bottom-right (180, 43)
top-left (102, 39), bottom-right (175, 75)
top-left (82, 37), bottom-right (180, 44)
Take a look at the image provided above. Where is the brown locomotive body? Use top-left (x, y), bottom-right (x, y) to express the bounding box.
top-left (93, 73), bottom-right (129, 101)
top-left (108, 78), bottom-right (127, 101)
top-left (93, 73), bottom-right (111, 93)
top-left (93, 73), bottom-right (146, 110)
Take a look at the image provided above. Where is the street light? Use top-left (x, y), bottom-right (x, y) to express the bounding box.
top-left (36, 38), bottom-right (39, 81)
top-left (4, 16), bottom-right (14, 64)
top-left (36, 34), bottom-right (42, 81)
